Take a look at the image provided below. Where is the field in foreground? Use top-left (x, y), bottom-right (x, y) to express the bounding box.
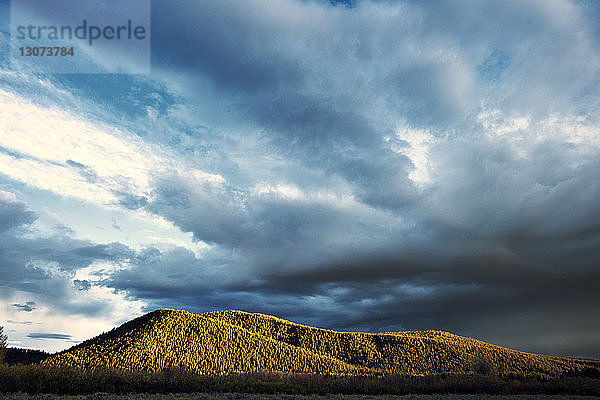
top-left (2, 365), bottom-right (600, 396)
top-left (2, 393), bottom-right (600, 400)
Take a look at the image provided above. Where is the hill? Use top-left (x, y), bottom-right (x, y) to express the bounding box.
top-left (42, 309), bottom-right (600, 377)
top-left (42, 310), bottom-right (363, 374)
top-left (204, 310), bottom-right (600, 376)
top-left (4, 348), bottom-right (51, 365)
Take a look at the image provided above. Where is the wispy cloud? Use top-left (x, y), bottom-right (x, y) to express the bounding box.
top-left (12, 302), bottom-right (36, 312)
top-left (27, 332), bottom-right (72, 340)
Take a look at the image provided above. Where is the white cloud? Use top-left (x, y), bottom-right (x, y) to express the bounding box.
top-left (479, 109), bottom-right (530, 137)
top-left (390, 125), bottom-right (437, 187)
top-left (0, 88), bottom-right (226, 206)
top-left (0, 89), bottom-right (149, 202)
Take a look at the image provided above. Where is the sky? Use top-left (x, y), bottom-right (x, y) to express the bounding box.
top-left (0, 0), bottom-right (599, 358)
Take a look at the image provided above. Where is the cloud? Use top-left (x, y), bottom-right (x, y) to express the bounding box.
top-left (12, 302), bottom-right (36, 312)
top-left (73, 280), bottom-right (91, 291)
top-left (0, 190), bottom-right (36, 232)
top-left (110, 0), bottom-right (600, 358)
top-left (1, 0), bottom-right (600, 358)
top-left (0, 191), bottom-right (143, 327)
top-left (0, 87), bottom-right (175, 207)
top-left (6, 320), bottom-right (33, 325)
top-left (27, 332), bottom-right (72, 340)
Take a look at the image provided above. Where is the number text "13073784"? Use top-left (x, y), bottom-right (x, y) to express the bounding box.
top-left (19, 47), bottom-right (75, 56)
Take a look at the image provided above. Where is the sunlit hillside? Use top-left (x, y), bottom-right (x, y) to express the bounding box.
top-left (205, 310), bottom-right (600, 376)
top-left (43, 309), bottom-right (600, 377)
top-left (42, 310), bottom-right (362, 374)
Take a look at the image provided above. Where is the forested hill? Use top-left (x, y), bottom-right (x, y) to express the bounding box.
top-left (42, 309), bottom-right (600, 377)
top-left (4, 348), bottom-right (51, 365)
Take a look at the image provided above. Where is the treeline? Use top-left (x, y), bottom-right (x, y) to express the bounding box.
top-left (4, 348), bottom-right (51, 365)
top-left (1, 364), bottom-right (600, 395)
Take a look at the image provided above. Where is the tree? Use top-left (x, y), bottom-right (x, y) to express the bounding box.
top-left (0, 325), bottom-right (7, 363)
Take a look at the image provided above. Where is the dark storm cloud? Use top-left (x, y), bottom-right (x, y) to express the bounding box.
top-left (104, 220), bottom-right (600, 356)
top-left (109, 0), bottom-right (600, 358)
top-left (147, 170), bottom-right (410, 275)
top-left (150, 0), bottom-right (427, 210)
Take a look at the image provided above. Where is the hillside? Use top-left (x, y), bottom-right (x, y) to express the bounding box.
top-left (42, 309), bottom-right (600, 377)
top-left (4, 348), bottom-right (51, 365)
top-left (42, 310), bottom-right (362, 374)
top-left (204, 310), bottom-right (600, 376)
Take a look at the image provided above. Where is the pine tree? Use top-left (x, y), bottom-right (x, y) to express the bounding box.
top-left (0, 325), bottom-right (7, 363)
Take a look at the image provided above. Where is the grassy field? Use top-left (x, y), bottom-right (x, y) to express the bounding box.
top-left (1, 393), bottom-right (599, 400)
top-left (2, 364), bottom-right (599, 396)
